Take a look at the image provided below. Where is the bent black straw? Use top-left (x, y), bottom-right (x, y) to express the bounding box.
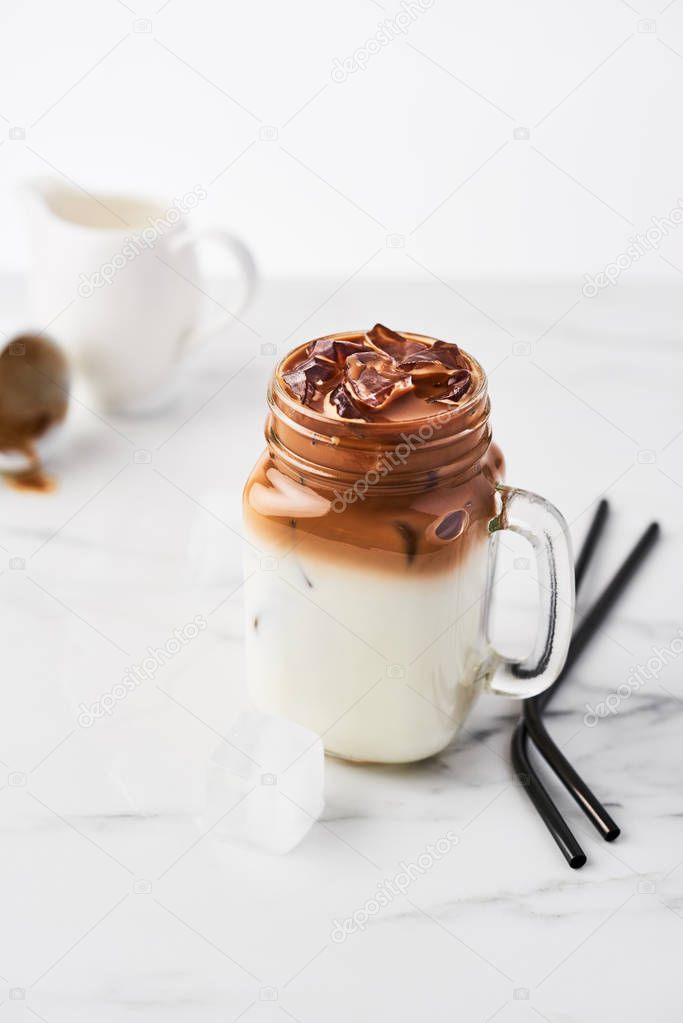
top-left (512, 507), bottom-right (660, 865)
top-left (524, 521), bottom-right (660, 842)
top-left (511, 718), bottom-right (587, 869)
top-left (511, 501), bottom-right (609, 866)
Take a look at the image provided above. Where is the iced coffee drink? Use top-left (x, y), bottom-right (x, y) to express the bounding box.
top-left (243, 325), bottom-right (574, 763)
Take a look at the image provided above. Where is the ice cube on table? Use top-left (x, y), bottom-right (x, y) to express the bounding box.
top-left (207, 710), bottom-right (325, 854)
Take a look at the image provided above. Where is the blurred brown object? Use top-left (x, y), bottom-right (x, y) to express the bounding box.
top-left (0, 334), bottom-right (70, 491)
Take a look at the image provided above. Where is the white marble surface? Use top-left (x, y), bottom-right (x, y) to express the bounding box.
top-left (1, 276), bottom-right (683, 1022)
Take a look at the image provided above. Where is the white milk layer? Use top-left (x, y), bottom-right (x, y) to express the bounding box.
top-left (243, 533), bottom-right (494, 763)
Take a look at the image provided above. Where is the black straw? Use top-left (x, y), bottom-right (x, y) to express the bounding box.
top-left (523, 700), bottom-right (620, 840)
top-left (541, 521), bottom-right (661, 713)
top-left (511, 507), bottom-right (660, 866)
top-left (573, 499), bottom-right (609, 594)
top-left (511, 501), bottom-right (609, 866)
top-left (511, 718), bottom-right (587, 869)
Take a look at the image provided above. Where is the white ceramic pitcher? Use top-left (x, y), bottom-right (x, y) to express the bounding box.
top-left (22, 179), bottom-right (257, 414)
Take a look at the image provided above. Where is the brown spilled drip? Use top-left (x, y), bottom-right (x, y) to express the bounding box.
top-left (3, 450), bottom-right (56, 493)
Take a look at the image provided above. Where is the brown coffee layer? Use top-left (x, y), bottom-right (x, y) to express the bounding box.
top-left (243, 440), bottom-right (504, 578)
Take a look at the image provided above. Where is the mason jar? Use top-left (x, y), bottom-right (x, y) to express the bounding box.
top-left (243, 331), bottom-right (574, 763)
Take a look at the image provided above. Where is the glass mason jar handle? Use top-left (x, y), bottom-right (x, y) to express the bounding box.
top-left (483, 484), bottom-right (575, 699)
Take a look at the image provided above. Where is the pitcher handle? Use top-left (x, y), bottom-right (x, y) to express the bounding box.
top-left (171, 228), bottom-right (258, 352)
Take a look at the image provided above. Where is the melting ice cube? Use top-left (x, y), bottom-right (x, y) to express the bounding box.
top-left (207, 710), bottom-right (325, 854)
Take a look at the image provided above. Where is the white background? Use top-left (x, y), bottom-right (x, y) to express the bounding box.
top-left (2, 0), bottom-right (683, 281)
